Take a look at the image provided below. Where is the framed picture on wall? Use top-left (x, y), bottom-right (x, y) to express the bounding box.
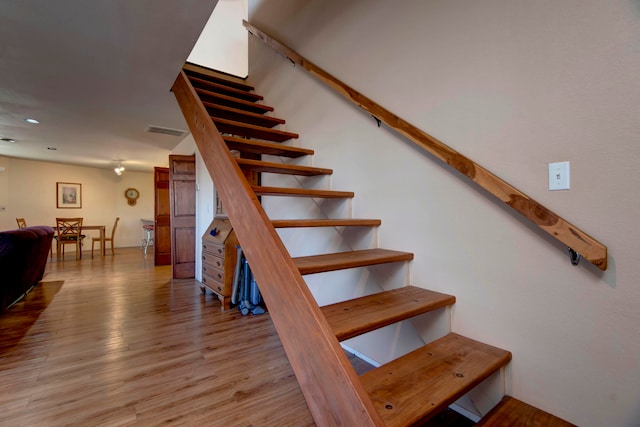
top-left (56, 182), bottom-right (82, 208)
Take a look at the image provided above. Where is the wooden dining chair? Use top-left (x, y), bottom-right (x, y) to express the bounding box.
top-left (91, 217), bottom-right (119, 258)
top-left (16, 218), bottom-right (27, 228)
top-left (55, 217), bottom-right (86, 259)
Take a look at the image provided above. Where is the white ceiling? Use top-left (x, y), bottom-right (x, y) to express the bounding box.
top-left (0, 1), bottom-right (218, 172)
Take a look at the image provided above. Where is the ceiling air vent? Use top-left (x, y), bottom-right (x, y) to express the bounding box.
top-left (145, 125), bottom-right (188, 137)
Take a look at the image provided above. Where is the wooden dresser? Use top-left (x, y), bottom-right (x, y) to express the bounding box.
top-left (201, 217), bottom-right (239, 309)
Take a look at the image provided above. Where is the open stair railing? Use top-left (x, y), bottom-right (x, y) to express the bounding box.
top-left (171, 71), bottom-right (386, 426)
top-left (243, 20), bottom-right (608, 271)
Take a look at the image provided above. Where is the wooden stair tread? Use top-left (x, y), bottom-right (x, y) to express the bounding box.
top-left (188, 75), bottom-right (263, 101)
top-left (293, 248), bottom-right (413, 275)
top-left (477, 396), bottom-right (576, 427)
top-left (237, 158), bottom-right (332, 176)
top-left (252, 186), bottom-right (354, 199)
top-left (204, 102), bottom-right (285, 128)
top-left (361, 333), bottom-right (512, 427)
top-left (183, 63), bottom-right (254, 91)
top-left (223, 136), bottom-right (313, 158)
top-left (213, 117), bottom-right (299, 142)
top-left (195, 88), bottom-right (274, 114)
top-left (272, 218), bottom-right (381, 228)
top-left (322, 286), bottom-right (455, 341)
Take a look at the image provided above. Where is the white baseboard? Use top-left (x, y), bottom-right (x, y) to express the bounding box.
top-left (341, 343), bottom-right (382, 367)
top-left (449, 403), bottom-right (481, 423)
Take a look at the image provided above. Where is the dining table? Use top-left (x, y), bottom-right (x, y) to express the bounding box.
top-left (52, 224), bottom-right (106, 257)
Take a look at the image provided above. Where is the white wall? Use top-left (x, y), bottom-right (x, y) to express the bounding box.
top-left (188, 0), bottom-right (248, 77)
top-left (0, 156), bottom-right (154, 250)
top-left (248, 1), bottom-right (640, 426)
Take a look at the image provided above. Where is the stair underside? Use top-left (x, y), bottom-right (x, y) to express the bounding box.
top-left (214, 117), bottom-right (299, 142)
top-left (195, 88), bottom-right (274, 114)
top-left (188, 75), bottom-right (263, 102)
top-left (361, 333), bottom-right (512, 427)
top-left (183, 64), bottom-right (254, 91)
top-left (205, 102), bottom-right (285, 128)
top-left (271, 218), bottom-right (381, 228)
top-left (322, 286), bottom-right (455, 341)
top-left (223, 135), bottom-right (313, 158)
top-left (293, 248), bottom-right (413, 275)
top-left (252, 186), bottom-right (354, 198)
top-left (237, 158), bottom-right (332, 176)
top-left (477, 396), bottom-right (576, 427)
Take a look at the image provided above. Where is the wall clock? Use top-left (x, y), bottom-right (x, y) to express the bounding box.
top-left (125, 188), bottom-right (140, 206)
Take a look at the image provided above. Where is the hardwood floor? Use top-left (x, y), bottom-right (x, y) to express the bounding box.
top-left (0, 247), bottom-right (476, 426)
top-left (0, 248), bottom-right (314, 426)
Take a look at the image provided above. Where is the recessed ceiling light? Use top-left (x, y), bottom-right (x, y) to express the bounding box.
top-left (0, 138), bottom-right (16, 143)
top-left (25, 118), bottom-right (40, 124)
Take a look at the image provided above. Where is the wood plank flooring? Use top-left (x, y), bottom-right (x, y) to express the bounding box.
top-left (0, 248), bottom-right (314, 426)
top-left (0, 247), bottom-right (476, 426)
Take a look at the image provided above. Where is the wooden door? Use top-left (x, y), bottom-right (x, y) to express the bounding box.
top-left (154, 167), bottom-right (171, 266)
top-left (169, 155), bottom-right (196, 279)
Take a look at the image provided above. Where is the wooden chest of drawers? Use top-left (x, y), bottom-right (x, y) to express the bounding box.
top-left (201, 217), bottom-right (239, 309)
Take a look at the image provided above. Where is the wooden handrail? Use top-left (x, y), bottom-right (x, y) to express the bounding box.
top-left (243, 20), bottom-right (608, 271)
top-left (172, 71), bottom-right (385, 426)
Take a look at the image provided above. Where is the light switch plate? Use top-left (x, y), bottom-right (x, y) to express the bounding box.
top-left (549, 161), bottom-right (570, 190)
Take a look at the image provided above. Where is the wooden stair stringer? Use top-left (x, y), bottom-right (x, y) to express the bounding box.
top-left (175, 67), bottom-right (387, 426)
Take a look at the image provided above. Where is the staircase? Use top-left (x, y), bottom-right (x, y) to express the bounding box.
top-left (175, 63), bottom-right (574, 426)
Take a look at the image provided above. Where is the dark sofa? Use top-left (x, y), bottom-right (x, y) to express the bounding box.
top-left (0, 226), bottom-right (54, 313)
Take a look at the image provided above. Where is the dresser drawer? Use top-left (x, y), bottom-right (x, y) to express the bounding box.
top-left (202, 262), bottom-right (224, 282)
top-left (202, 252), bottom-right (224, 269)
top-left (202, 270), bottom-right (231, 295)
top-left (202, 242), bottom-right (225, 257)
